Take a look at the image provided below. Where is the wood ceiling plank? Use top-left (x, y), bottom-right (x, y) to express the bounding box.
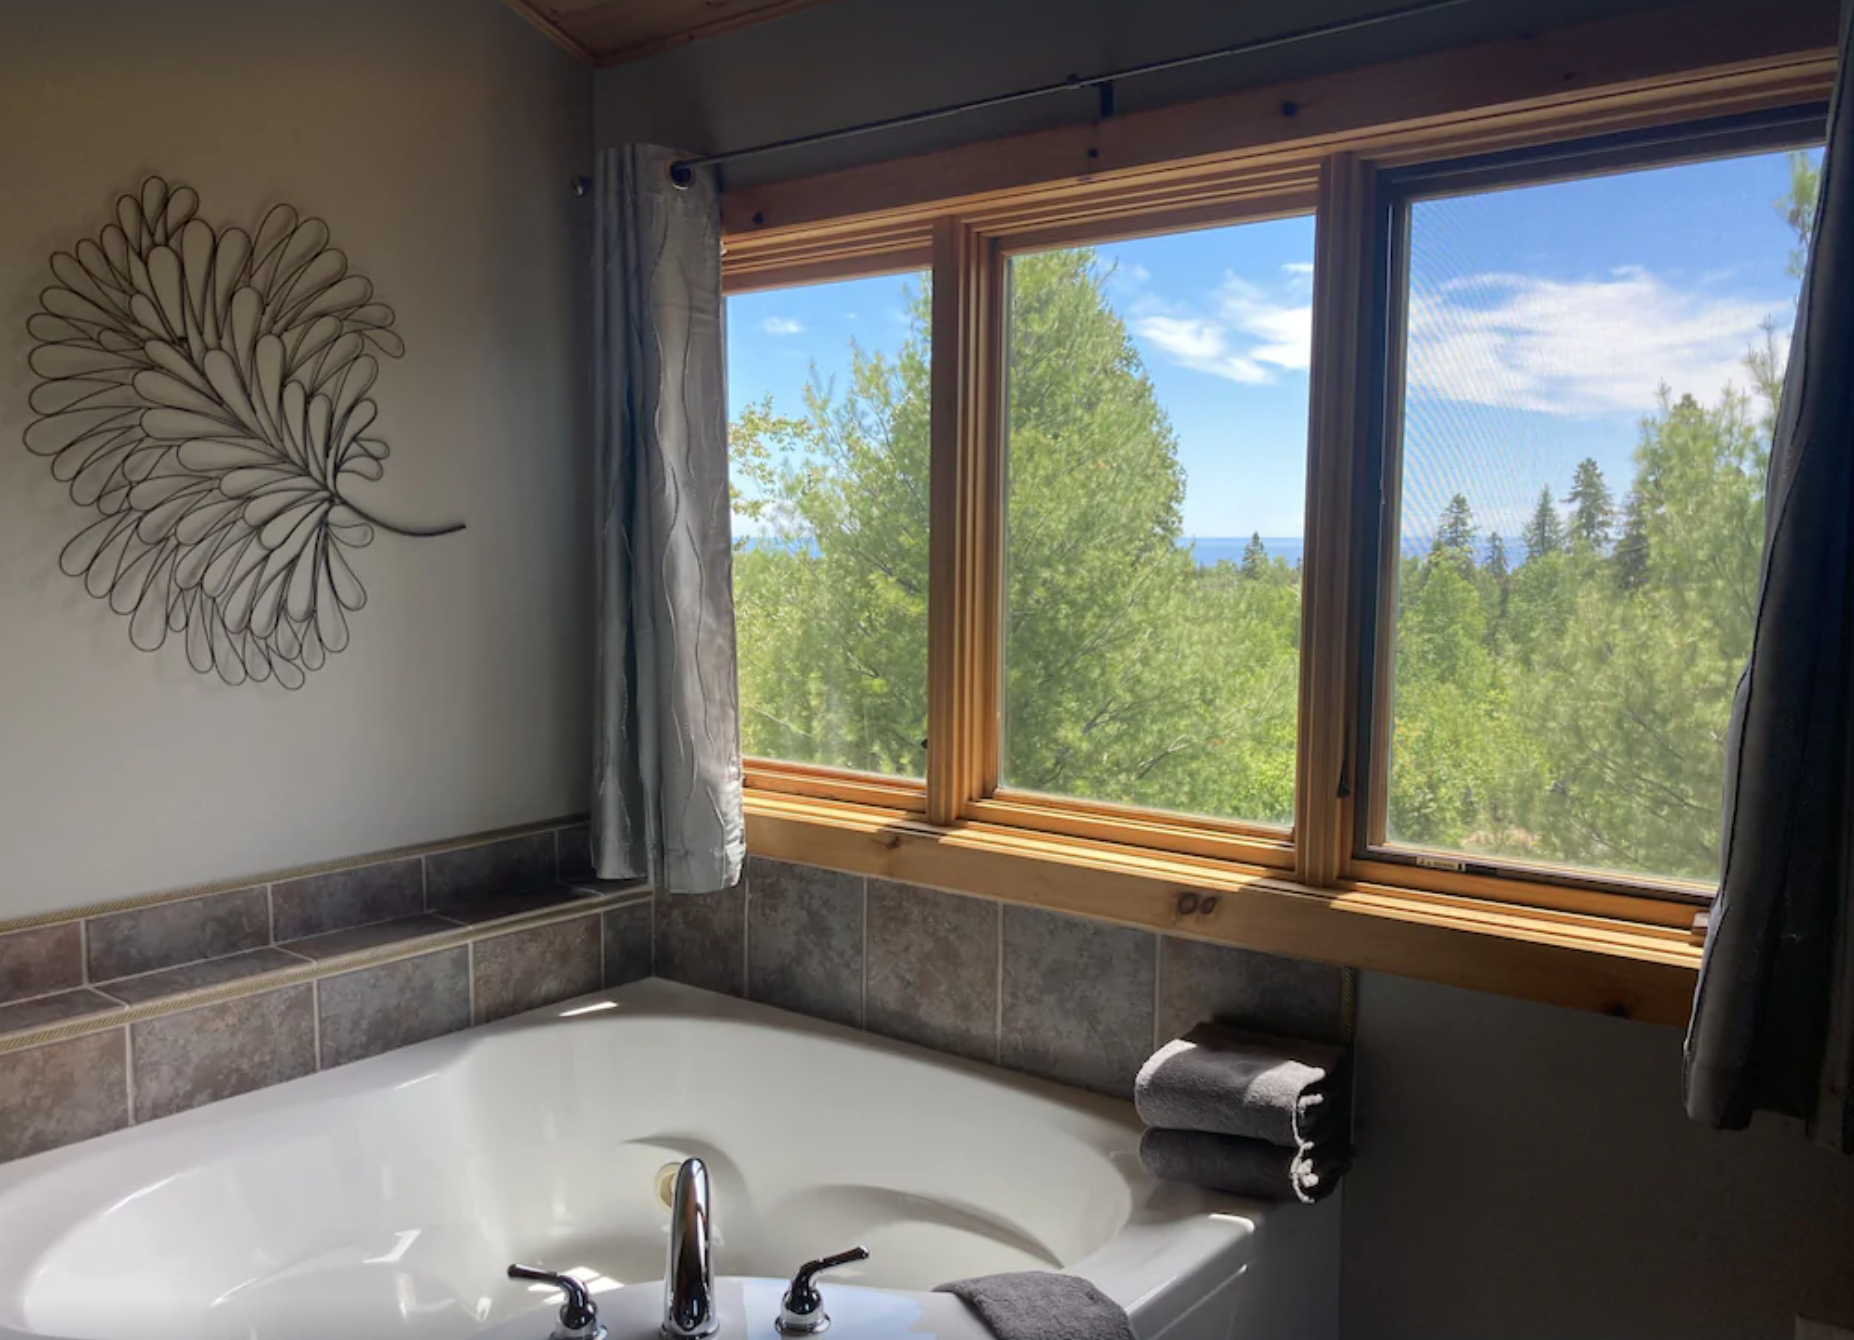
top-left (504, 0), bottom-right (843, 67)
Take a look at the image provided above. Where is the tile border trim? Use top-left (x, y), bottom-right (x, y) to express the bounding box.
top-left (0, 815), bottom-right (593, 936)
top-left (0, 888), bottom-right (645, 1060)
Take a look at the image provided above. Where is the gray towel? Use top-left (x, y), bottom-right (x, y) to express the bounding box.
top-left (1134, 1022), bottom-right (1345, 1148)
top-left (1139, 1127), bottom-right (1347, 1205)
top-left (935, 1271), bottom-right (1135, 1340)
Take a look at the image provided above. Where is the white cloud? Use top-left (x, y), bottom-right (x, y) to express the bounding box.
top-left (1130, 271), bottom-right (1312, 385)
top-left (759, 316), bottom-right (805, 336)
top-left (1406, 266), bottom-right (1786, 416)
top-left (1282, 261), bottom-right (1315, 276)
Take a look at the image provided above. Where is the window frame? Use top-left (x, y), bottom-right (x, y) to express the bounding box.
top-left (717, 9), bottom-right (1836, 1019)
top-left (1350, 107), bottom-right (1828, 912)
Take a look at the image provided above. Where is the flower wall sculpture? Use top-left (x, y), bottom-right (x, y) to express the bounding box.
top-left (24, 177), bottom-right (463, 689)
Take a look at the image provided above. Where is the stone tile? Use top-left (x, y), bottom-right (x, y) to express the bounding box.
top-left (98, 947), bottom-right (305, 1006)
top-left (0, 922), bottom-right (83, 1006)
top-left (0, 988), bottom-right (121, 1038)
top-left (746, 858), bottom-right (864, 1028)
top-left (131, 985), bottom-right (316, 1122)
top-left (0, 1030), bottom-right (129, 1162)
top-left (655, 883), bottom-right (744, 996)
top-left (1156, 938), bottom-right (1350, 1047)
top-left (557, 825), bottom-right (594, 881)
top-left (271, 858), bottom-right (423, 942)
top-left (472, 917), bottom-right (603, 1024)
top-left (434, 886), bottom-right (594, 926)
top-left (1000, 907), bottom-right (1156, 1098)
top-left (284, 915), bottom-right (458, 961)
top-left (866, 880), bottom-right (998, 1064)
top-left (603, 900), bottom-right (653, 988)
top-left (86, 886), bottom-right (270, 983)
top-left (425, 833), bottom-right (555, 910)
top-left (317, 948), bottom-right (471, 1069)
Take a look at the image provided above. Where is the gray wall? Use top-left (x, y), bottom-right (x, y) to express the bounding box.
top-left (1348, 973), bottom-right (1854, 1338)
top-left (594, 2), bottom-right (1854, 1334)
top-left (0, 0), bottom-right (594, 917)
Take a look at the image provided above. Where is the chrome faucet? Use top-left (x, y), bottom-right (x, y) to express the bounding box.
top-left (662, 1157), bottom-right (719, 1339)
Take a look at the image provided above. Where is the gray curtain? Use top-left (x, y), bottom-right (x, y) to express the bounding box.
top-left (590, 145), bottom-right (745, 895)
top-left (1684, 14), bottom-right (1854, 1151)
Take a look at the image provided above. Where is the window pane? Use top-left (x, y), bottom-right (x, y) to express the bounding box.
top-left (1002, 218), bottom-right (1315, 824)
top-left (1387, 147), bottom-right (1819, 882)
top-left (726, 273), bottom-right (930, 777)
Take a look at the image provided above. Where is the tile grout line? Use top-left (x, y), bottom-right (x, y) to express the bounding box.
top-left (1152, 932), bottom-right (1164, 1052)
top-left (265, 885), bottom-right (275, 945)
top-left (79, 919), bottom-right (89, 986)
top-left (122, 1021), bottom-right (137, 1126)
top-left (993, 900), bottom-right (1004, 1066)
top-left (859, 877), bottom-right (869, 1030)
top-left (466, 940), bottom-right (478, 1026)
top-left (311, 978), bottom-right (323, 1071)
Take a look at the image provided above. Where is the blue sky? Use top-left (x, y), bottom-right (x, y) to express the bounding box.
top-left (728, 146), bottom-right (1815, 546)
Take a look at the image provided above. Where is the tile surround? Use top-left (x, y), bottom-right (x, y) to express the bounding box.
top-left (131, 986), bottom-right (318, 1122)
top-left (0, 828), bottom-right (1346, 1165)
top-left (318, 948), bottom-right (471, 1069)
top-left (0, 923), bottom-right (82, 1005)
top-left (0, 820), bottom-right (642, 1165)
top-left (86, 885), bottom-right (270, 982)
top-left (650, 856), bottom-right (1351, 1099)
top-left (472, 917), bottom-right (603, 1024)
top-left (746, 857), bottom-right (865, 1028)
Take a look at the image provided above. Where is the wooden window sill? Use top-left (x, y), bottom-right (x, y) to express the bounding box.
top-left (744, 790), bottom-right (1701, 1026)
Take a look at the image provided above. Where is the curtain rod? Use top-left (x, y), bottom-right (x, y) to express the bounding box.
top-left (665, 0), bottom-right (1486, 185)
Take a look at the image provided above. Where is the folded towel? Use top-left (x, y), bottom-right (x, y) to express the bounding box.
top-left (1134, 1022), bottom-right (1346, 1148)
top-left (935, 1271), bottom-right (1135, 1340)
top-left (1139, 1127), bottom-right (1348, 1205)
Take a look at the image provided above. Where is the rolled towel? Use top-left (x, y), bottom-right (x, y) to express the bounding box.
top-left (935, 1271), bottom-right (1135, 1340)
top-left (1134, 1022), bottom-right (1346, 1148)
top-left (1139, 1127), bottom-right (1348, 1205)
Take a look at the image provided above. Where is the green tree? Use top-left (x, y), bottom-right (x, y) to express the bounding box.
top-left (1484, 532), bottom-right (1509, 584)
top-left (1564, 458), bottom-right (1614, 551)
top-left (1521, 485), bottom-right (1564, 560)
top-left (1432, 493), bottom-right (1477, 569)
top-left (1241, 532), bottom-right (1269, 580)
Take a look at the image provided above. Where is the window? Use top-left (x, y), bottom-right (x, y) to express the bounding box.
top-left (718, 20), bottom-right (1836, 1015)
top-left (1370, 132), bottom-right (1822, 889)
top-left (1001, 219), bottom-right (1314, 827)
top-left (725, 270), bottom-right (931, 781)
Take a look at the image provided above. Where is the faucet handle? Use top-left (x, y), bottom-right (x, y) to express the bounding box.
top-left (509, 1264), bottom-right (608, 1340)
top-left (776, 1246), bottom-right (870, 1336)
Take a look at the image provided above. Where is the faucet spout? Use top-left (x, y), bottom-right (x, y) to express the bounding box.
top-left (662, 1157), bottom-right (718, 1339)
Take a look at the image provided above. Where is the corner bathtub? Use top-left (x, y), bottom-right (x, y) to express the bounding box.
top-left (0, 979), bottom-right (1338, 1340)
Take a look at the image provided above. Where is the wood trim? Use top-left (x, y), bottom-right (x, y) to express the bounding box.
top-left (966, 794), bottom-right (1294, 871)
top-left (593, 0), bottom-right (842, 67)
top-left (743, 759), bottom-right (927, 813)
top-left (720, 0), bottom-right (1836, 237)
top-left (745, 791), bottom-right (1700, 1024)
top-left (1296, 153), bottom-right (1376, 888)
top-left (722, 220), bottom-right (935, 293)
top-left (925, 220), bottom-right (1004, 824)
top-left (494, 0), bottom-right (598, 65)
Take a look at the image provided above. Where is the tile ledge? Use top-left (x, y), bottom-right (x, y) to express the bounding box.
top-left (0, 887), bottom-right (646, 1057)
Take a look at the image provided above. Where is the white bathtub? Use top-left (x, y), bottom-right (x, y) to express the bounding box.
top-left (0, 979), bottom-right (1338, 1340)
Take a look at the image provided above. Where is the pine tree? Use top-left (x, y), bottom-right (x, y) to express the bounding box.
top-left (1241, 531), bottom-right (1268, 580)
top-left (1432, 493), bottom-right (1476, 567)
top-left (1612, 492), bottom-right (1651, 591)
top-left (1521, 485), bottom-right (1564, 561)
top-left (1564, 458), bottom-right (1614, 551)
top-left (1485, 531), bottom-right (1509, 584)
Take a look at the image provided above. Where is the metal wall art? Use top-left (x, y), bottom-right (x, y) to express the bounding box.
top-left (24, 177), bottom-right (463, 689)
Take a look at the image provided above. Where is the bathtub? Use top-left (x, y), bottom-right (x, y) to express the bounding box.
top-left (0, 979), bottom-right (1338, 1340)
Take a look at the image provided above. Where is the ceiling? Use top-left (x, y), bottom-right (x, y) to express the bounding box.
top-left (500, 0), bottom-right (845, 66)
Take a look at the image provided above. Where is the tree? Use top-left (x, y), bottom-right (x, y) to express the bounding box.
top-left (1432, 493), bottom-right (1477, 568)
top-left (1485, 532), bottom-right (1509, 584)
top-left (1613, 492), bottom-right (1650, 592)
top-left (1782, 149), bottom-right (1820, 278)
top-left (1521, 486), bottom-right (1564, 561)
top-left (1564, 458), bottom-right (1614, 551)
top-left (1241, 532), bottom-right (1269, 580)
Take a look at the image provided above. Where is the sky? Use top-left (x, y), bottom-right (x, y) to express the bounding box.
top-left (727, 145), bottom-right (1816, 547)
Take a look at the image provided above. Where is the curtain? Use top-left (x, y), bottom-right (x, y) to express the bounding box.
top-left (590, 145), bottom-right (745, 895)
top-left (1684, 14), bottom-right (1854, 1151)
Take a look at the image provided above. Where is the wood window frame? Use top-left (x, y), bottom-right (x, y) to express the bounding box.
top-left (718, 0), bottom-right (1837, 1023)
